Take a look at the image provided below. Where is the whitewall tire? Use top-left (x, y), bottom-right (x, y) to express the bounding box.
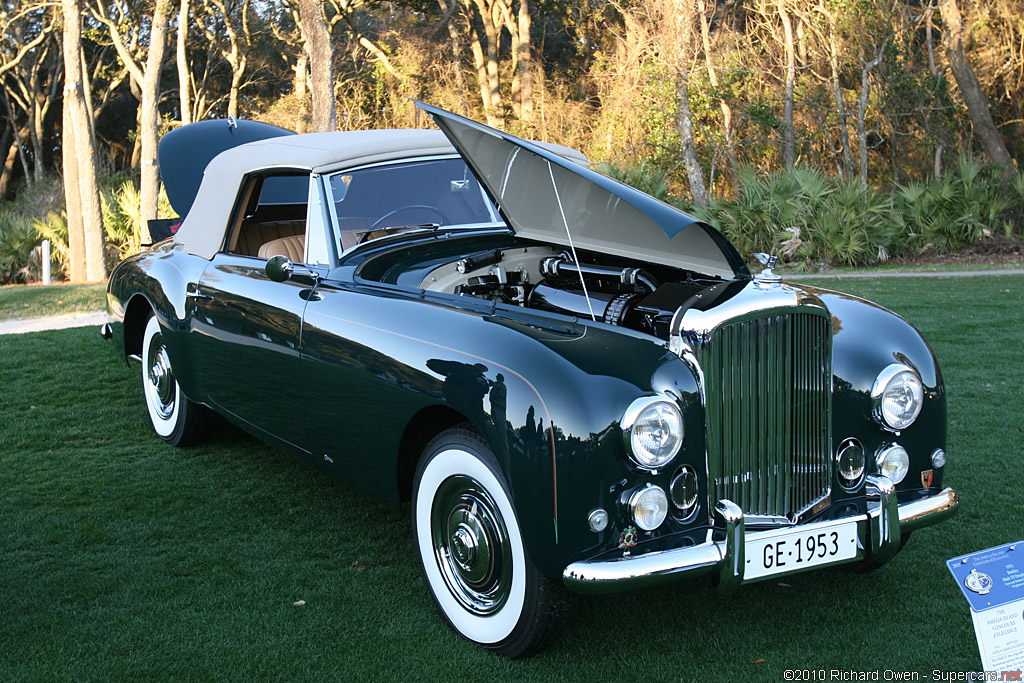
top-left (412, 427), bottom-right (568, 658)
top-left (141, 314), bottom-right (208, 446)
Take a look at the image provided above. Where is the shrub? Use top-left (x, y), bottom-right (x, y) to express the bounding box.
top-left (0, 211), bottom-right (43, 284)
top-left (32, 211), bottom-right (70, 280)
top-left (693, 165), bottom-right (895, 268)
top-left (888, 155), bottom-right (1013, 253)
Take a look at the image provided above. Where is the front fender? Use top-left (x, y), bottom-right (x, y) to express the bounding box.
top-left (107, 242), bottom-right (208, 400)
top-left (810, 285), bottom-right (947, 494)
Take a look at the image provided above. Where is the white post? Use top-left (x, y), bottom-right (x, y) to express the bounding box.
top-left (42, 239), bottom-right (51, 285)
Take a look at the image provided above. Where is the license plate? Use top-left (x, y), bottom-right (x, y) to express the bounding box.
top-left (744, 521), bottom-right (858, 580)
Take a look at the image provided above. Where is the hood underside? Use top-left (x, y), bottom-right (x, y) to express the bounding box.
top-left (415, 101), bottom-right (742, 279)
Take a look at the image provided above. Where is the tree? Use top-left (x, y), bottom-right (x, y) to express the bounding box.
top-left (198, 0), bottom-right (250, 119)
top-left (177, 0), bottom-right (192, 124)
top-left (939, 0), bottom-right (1016, 182)
top-left (1, 0), bottom-right (59, 184)
top-left (777, 0), bottom-right (796, 167)
top-left (669, 0), bottom-right (707, 207)
top-left (295, 0), bottom-right (336, 131)
top-left (62, 0), bottom-right (106, 281)
top-left (90, 0), bottom-right (174, 238)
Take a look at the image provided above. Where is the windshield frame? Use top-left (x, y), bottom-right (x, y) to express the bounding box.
top-left (324, 154), bottom-right (501, 257)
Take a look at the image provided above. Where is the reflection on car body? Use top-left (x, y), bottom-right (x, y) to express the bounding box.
top-left (105, 102), bottom-right (958, 658)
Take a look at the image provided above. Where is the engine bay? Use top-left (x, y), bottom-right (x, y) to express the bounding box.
top-left (419, 245), bottom-right (733, 340)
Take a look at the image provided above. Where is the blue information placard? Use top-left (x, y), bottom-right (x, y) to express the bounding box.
top-left (948, 541), bottom-right (1024, 612)
top-left (948, 541), bottom-right (1024, 671)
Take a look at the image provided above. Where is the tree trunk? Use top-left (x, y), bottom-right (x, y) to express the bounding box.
top-left (939, 0), bottom-right (1016, 182)
top-left (293, 50), bottom-right (310, 133)
top-left (62, 0), bottom-right (106, 281)
top-left (140, 0), bottom-right (172, 239)
top-left (516, 0), bottom-right (533, 122)
top-left (697, 0), bottom-right (739, 188)
top-left (1, 133), bottom-right (17, 198)
top-left (177, 0), bottom-right (192, 125)
top-left (61, 97), bottom-right (87, 282)
top-left (826, 9), bottom-right (853, 179)
top-left (672, 0), bottom-right (707, 208)
top-left (462, 0), bottom-right (499, 126)
top-left (297, 0), bottom-right (336, 132)
top-left (438, 0), bottom-right (471, 117)
top-left (778, 0), bottom-right (796, 168)
top-left (471, 0), bottom-right (502, 121)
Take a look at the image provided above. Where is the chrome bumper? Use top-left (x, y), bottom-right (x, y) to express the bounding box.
top-left (562, 476), bottom-right (958, 595)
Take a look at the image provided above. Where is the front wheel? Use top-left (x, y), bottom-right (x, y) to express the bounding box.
top-left (412, 427), bottom-right (569, 658)
top-left (141, 314), bottom-right (209, 446)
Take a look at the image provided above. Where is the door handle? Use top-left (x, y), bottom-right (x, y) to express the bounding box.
top-left (186, 283), bottom-right (214, 300)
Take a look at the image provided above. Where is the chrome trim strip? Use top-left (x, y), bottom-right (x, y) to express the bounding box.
top-left (562, 487), bottom-right (959, 594)
top-left (899, 487), bottom-right (958, 531)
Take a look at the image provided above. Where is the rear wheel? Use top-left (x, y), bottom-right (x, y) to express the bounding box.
top-left (412, 427), bottom-right (569, 658)
top-left (141, 314), bottom-right (209, 446)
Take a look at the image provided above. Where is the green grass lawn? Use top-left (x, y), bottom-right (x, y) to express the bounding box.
top-left (0, 283), bottom-right (106, 320)
top-left (2, 276), bottom-right (1022, 680)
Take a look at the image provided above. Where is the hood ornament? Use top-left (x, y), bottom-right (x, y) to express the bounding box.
top-left (753, 253), bottom-right (782, 287)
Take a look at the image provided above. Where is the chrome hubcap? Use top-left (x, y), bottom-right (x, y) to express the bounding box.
top-left (431, 475), bottom-right (511, 616)
top-left (145, 332), bottom-right (175, 419)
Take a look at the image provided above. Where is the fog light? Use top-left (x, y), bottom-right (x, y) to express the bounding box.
top-left (588, 508), bottom-right (609, 533)
top-left (836, 438), bottom-right (865, 490)
top-left (931, 448), bottom-right (946, 468)
top-left (670, 466), bottom-right (698, 516)
top-left (876, 444), bottom-right (910, 484)
top-left (629, 485), bottom-right (668, 531)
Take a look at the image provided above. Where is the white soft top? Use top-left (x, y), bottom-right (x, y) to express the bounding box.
top-left (172, 128), bottom-right (588, 259)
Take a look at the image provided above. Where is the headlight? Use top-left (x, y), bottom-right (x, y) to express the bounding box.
top-left (871, 364), bottom-right (924, 430)
top-left (876, 443), bottom-right (909, 484)
top-left (629, 485), bottom-right (669, 531)
top-left (622, 396), bottom-right (683, 470)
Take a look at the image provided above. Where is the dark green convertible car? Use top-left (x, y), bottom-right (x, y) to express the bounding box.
top-left (104, 102), bottom-right (958, 657)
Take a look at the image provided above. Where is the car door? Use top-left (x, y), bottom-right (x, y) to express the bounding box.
top-left (297, 156), bottom-right (499, 482)
top-left (188, 172), bottom-right (322, 451)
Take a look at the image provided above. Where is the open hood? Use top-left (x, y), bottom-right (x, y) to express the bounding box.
top-left (415, 101), bottom-right (743, 278)
top-left (158, 119), bottom-right (295, 217)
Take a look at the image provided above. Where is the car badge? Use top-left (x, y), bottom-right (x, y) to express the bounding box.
top-left (618, 526), bottom-right (638, 550)
top-left (964, 569), bottom-right (993, 595)
top-left (921, 469), bottom-right (934, 489)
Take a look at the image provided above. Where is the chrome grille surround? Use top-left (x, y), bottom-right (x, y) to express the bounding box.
top-left (670, 282), bottom-right (833, 524)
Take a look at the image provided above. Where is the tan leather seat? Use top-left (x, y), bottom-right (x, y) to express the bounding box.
top-left (258, 234), bottom-right (306, 261)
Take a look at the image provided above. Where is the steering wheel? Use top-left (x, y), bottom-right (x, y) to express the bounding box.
top-left (367, 205), bottom-right (449, 234)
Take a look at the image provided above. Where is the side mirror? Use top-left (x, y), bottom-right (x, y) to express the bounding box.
top-left (265, 255), bottom-right (293, 282)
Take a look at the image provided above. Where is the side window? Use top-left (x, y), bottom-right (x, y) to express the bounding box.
top-left (327, 158), bottom-right (498, 251)
top-left (225, 172), bottom-right (310, 260)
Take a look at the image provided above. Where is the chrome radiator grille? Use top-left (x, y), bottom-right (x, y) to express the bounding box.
top-left (697, 311), bottom-right (832, 520)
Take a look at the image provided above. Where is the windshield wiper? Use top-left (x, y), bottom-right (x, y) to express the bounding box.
top-left (356, 223), bottom-right (441, 245)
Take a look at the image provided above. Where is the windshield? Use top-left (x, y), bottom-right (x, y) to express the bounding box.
top-left (418, 101), bottom-right (741, 279)
top-left (326, 157), bottom-right (499, 251)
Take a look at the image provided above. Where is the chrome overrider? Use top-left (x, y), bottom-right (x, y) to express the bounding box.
top-left (562, 476), bottom-right (958, 594)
